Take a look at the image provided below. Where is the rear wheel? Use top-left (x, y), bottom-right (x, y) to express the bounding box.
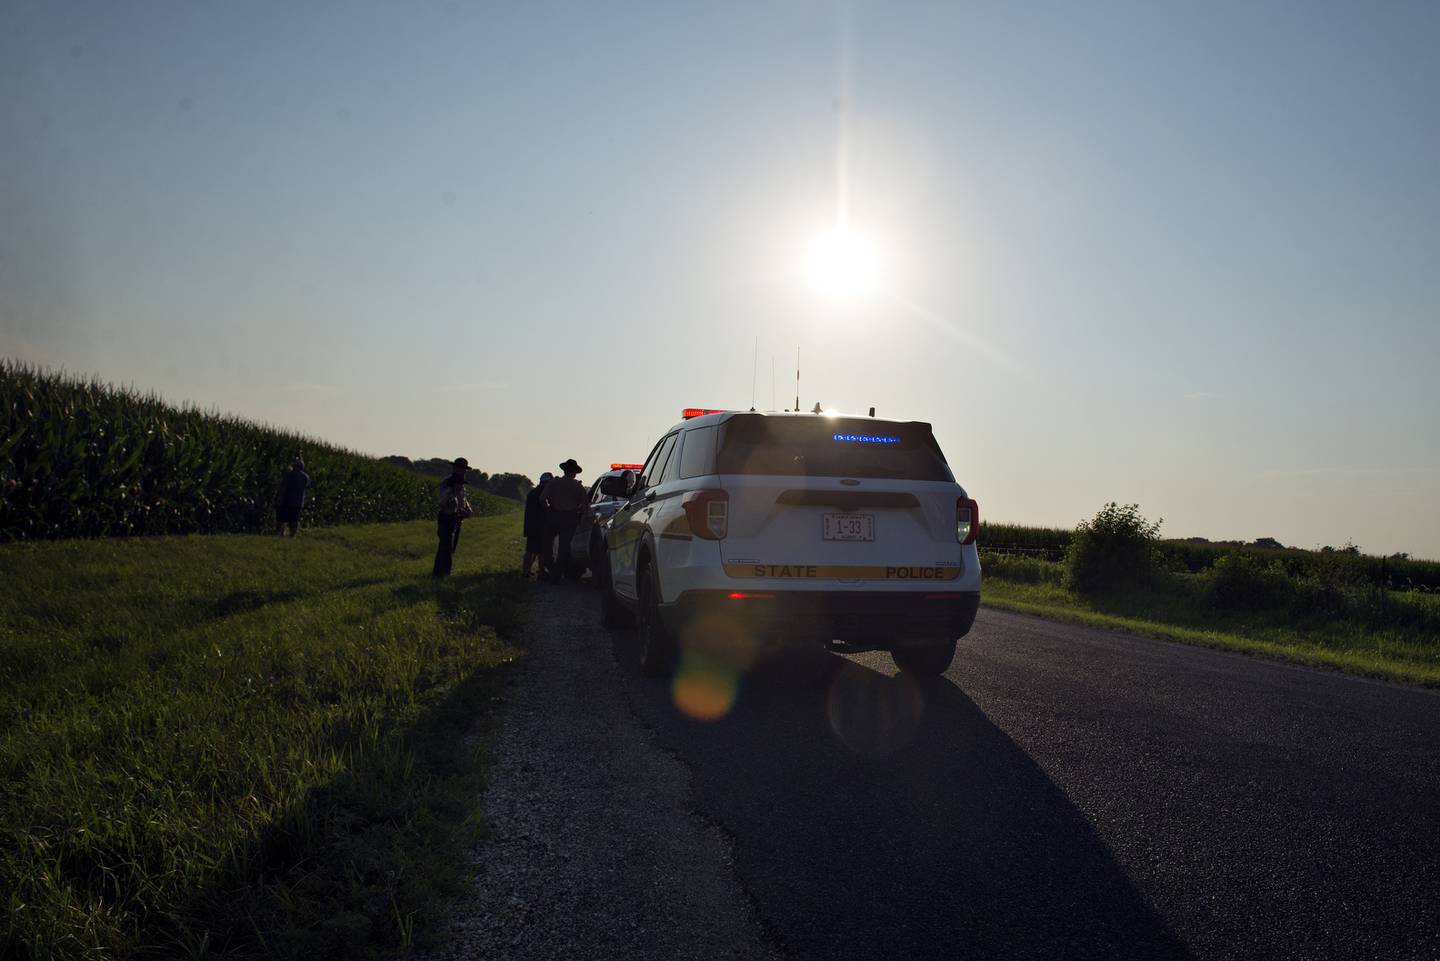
top-left (598, 551), bottom-right (632, 629)
top-left (890, 637), bottom-right (957, 677)
top-left (588, 534), bottom-right (605, 588)
top-left (637, 563), bottom-right (677, 677)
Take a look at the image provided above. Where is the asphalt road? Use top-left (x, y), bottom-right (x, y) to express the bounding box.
top-left (608, 603), bottom-right (1440, 961)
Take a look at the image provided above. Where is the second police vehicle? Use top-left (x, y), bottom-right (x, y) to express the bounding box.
top-left (567, 463), bottom-right (644, 576)
top-left (595, 408), bottom-right (981, 677)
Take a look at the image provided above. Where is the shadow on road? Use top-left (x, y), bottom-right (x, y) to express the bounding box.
top-left (611, 629), bottom-right (1193, 961)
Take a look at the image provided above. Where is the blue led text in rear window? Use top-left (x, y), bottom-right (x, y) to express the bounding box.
top-left (833, 434), bottom-right (900, 444)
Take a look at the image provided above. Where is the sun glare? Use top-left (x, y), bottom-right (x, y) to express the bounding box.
top-left (805, 225), bottom-right (880, 301)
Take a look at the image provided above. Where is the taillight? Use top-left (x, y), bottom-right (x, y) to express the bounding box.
top-left (683, 489), bottom-right (729, 539)
top-left (956, 497), bottom-right (979, 545)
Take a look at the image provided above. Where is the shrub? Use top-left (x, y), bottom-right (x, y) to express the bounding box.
top-left (1064, 502), bottom-right (1163, 594)
top-left (1290, 552), bottom-right (1380, 620)
top-left (979, 552), bottom-right (1065, 585)
top-left (1204, 552), bottom-right (1294, 611)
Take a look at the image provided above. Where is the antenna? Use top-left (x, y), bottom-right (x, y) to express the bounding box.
top-left (750, 336), bottom-right (758, 411)
top-left (771, 357), bottom-right (776, 411)
top-left (794, 347), bottom-right (800, 413)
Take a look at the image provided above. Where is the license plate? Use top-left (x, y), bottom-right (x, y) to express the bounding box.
top-left (823, 513), bottom-right (874, 541)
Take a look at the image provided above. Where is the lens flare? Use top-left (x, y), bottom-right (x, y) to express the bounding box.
top-left (826, 663), bottom-right (925, 757)
top-left (669, 614), bottom-right (759, 722)
top-left (671, 655), bottom-right (739, 722)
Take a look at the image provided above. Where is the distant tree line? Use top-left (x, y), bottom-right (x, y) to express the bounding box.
top-left (987, 507), bottom-right (1440, 596)
top-left (381, 456), bottom-right (534, 501)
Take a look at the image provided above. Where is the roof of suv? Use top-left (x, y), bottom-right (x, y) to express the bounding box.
top-left (671, 409), bottom-right (933, 431)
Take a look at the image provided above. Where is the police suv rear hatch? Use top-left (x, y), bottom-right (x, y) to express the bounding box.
top-left (715, 415), bottom-right (965, 585)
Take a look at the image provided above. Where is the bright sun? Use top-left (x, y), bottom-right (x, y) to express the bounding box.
top-left (805, 225), bottom-right (880, 301)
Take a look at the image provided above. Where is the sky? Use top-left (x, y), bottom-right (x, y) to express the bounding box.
top-left (3, 1), bottom-right (1438, 558)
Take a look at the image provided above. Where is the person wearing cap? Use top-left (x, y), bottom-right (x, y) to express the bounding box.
top-left (542, 459), bottom-right (586, 583)
top-left (521, 471), bottom-right (553, 578)
top-left (433, 457), bottom-right (473, 578)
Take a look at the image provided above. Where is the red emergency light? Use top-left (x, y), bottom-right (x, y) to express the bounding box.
top-left (610, 463), bottom-right (644, 470)
top-left (682, 408), bottom-right (728, 419)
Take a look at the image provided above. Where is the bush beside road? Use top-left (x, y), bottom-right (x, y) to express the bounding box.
top-left (981, 504), bottom-right (1440, 687)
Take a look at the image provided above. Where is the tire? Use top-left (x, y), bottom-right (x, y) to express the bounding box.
top-left (598, 552), bottom-right (632, 629)
top-left (588, 534), bottom-right (605, 588)
top-left (637, 563), bottom-right (677, 677)
top-left (890, 637), bottom-right (957, 677)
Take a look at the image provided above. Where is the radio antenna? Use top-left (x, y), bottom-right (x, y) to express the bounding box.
top-left (750, 336), bottom-right (758, 410)
top-left (770, 356), bottom-right (776, 410)
top-left (794, 347), bottom-right (801, 412)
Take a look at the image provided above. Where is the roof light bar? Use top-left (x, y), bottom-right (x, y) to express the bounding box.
top-left (610, 463), bottom-right (644, 470)
top-left (682, 408), bottom-right (728, 419)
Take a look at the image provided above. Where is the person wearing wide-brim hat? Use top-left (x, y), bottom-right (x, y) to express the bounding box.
top-left (542, 459), bottom-right (586, 583)
top-left (433, 457), bottom-right (473, 578)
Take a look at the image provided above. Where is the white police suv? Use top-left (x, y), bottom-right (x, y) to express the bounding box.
top-left (595, 408), bottom-right (981, 677)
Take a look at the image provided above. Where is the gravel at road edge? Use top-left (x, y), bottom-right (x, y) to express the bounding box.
top-left (420, 582), bottom-right (781, 961)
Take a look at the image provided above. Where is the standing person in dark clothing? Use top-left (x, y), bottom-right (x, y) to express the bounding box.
top-left (543, 459), bottom-right (586, 584)
top-left (433, 457), bottom-right (473, 578)
top-left (275, 458), bottom-right (311, 537)
top-left (521, 472), bottom-right (553, 579)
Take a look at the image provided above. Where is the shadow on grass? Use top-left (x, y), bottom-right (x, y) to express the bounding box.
top-left (389, 572), bottom-right (528, 640)
top-left (136, 574), bottom-right (528, 960)
top-left (613, 635), bottom-right (1194, 961)
top-left (206, 577), bottom-right (393, 622)
top-left (205, 589), bottom-right (307, 620)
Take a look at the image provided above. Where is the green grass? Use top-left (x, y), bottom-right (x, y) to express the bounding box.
top-left (981, 564), bottom-right (1440, 688)
top-left (1, 511), bottom-right (527, 960)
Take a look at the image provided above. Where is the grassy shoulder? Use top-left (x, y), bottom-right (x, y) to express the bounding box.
top-left (1, 511), bottom-right (526, 960)
top-left (981, 564), bottom-right (1440, 688)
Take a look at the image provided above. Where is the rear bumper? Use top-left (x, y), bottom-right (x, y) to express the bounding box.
top-left (662, 589), bottom-right (980, 646)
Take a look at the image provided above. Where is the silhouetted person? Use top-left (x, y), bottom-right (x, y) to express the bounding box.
top-left (522, 472), bottom-right (553, 579)
top-left (275, 458), bottom-right (310, 536)
top-left (543, 459), bottom-right (585, 583)
top-left (433, 457), bottom-right (472, 578)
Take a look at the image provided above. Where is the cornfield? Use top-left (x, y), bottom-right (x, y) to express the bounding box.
top-left (982, 522), bottom-right (1073, 559)
top-left (0, 361), bottom-right (470, 540)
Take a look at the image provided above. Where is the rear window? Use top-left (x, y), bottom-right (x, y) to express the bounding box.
top-left (716, 415), bottom-right (953, 480)
top-left (678, 425), bottom-right (717, 479)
